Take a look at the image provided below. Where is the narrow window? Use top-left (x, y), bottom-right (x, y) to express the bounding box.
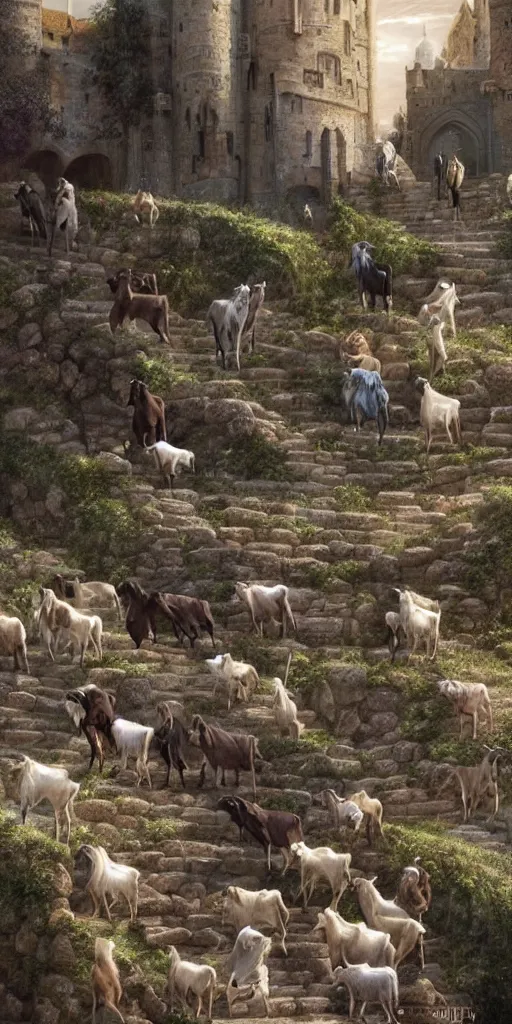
top-left (304, 130), bottom-right (312, 158)
top-left (344, 22), bottom-right (351, 55)
top-left (334, 0), bottom-right (341, 13)
top-left (185, 108), bottom-right (191, 130)
top-left (198, 130), bottom-right (205, 158)
top-left (324, 0), bottom-right (329, 13)
top-left (226, 131), bottom-right (234, 155)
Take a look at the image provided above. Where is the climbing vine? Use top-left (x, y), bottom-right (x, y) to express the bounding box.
top-left (0, 0), bottom-right (52, 163)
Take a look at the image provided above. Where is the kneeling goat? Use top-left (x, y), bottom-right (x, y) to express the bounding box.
top-left (168, 946), bottom-right (216, 1019)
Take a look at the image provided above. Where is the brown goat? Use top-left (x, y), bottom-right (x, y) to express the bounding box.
top-left (107, 269), bottom-right (158, 295)
top-left (91, 938), bottom-right (124, 1024)
top-left (65, 684), bottom-right (116, 772)
top-left (109, 269), bottom-right (171, 345)
top-left (340, 330), bottom-right (372, 359)
top-left (190, 716), bottom-right (262, 798)
top-left (149, 591), bottom-right (215, 648)
top-left (127, 379), bottom-right (167, 447)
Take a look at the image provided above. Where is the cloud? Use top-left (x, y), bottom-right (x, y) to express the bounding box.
top-left (378, 15), bottom-right (454, 26)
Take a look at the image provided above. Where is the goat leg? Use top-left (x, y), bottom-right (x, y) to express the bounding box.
top-left (198, 760), bottom-right (207, 789)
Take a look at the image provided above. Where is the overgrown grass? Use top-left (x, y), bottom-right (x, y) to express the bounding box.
top-left (327, 198), bottom-right (439, 276)
top-left (221, 432), bottom-right (290, 481)
top-left (132, 352), bottom-right (198, 396)
top-left (0, 811), bottom-right (66, 916)
top-left (464, 485), bottom-right (512, 620)
top-left (385, 823), bottom-right (512, 1021)
top-left (333, 484), bottom-right (372, 512)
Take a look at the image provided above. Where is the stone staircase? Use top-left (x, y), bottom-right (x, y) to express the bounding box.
top-left (0, 194), bottom-right (510, 1020)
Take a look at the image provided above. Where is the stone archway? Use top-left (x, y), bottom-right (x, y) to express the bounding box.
top-left (21, 150), bottom-right (64, 191)
top-left (64, 153), bottom-right (113, 189)
top-left (420, 108), bottom-right (488, 177)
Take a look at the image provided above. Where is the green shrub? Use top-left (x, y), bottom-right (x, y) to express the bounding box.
top-left (385, 823), bottom-right (512, 1021)
top-left (138, 819), bottom-right (178, 843)
top-left (333, 484), bottom-right (372, 511)
top-left (132, 352), bottom-right (198, 396)
top-left (464, 485), bottom-right (512, 616)
top-left (222, 432), bottom-right (289, 481)
top-left (327, 198), bottom-right (439, 276)
top-left (0, 811), bottom-right (65, 915)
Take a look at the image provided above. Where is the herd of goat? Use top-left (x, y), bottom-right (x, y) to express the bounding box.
top-left (5, 166), bottom-right (500, 1021)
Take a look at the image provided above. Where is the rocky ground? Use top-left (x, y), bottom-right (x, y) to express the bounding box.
top-left (0, 178), bottom-right (511, 1023)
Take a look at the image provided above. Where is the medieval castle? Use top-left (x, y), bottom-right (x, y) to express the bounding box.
top-left (406, 0), bottom-right (512, 178)
top-left (11, 0), bottom-right (376, 206)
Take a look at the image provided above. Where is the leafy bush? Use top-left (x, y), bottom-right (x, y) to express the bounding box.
top-left (132, 352), bottom-right (198, 396)
top-left (333, 484), bottom-right (372, 512)
top-left (327, 198), bottom-right (439, 276)
top-left (222, 433), bottom-right (290, 481)
top-left (385, 823), bottom-right (512, 1021)
top-left (89, 0), bottom-right (153, 137)
top-left (464, 485), bottom-right (512, 615)
top-left (0, 811), bottom-right (65, 915)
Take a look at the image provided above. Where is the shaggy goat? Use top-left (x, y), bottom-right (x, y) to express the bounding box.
top-left (145, 440), bottom-right (195, 491)
top-left (127, 379), bottom-right (167, 448)
top-left (168, 946), bottom-right (216, 1019)
top-left (226, 926), bottom-right (271, 1018)
top-left (427, 315), bottom-right (448, 380)
top-left (342, 368), bottom-right (389, 444)
top-left (190, 715), bottom-right (262, 798)
top-left (9, 754), bottom-right (80, 844)
top-left (375, 138), bottom-right (400, 189)
top-left (116, 579), bottom-right (157, 649)
top-left (418, 280), bottom-right (459, 339)
top-left (437, 678), bottom-right (493, 740)
top-left (154, 701), bottom-right (189, 788)
top-left (416, 376), bottom-right (461, 454)
top-left (352, 876), bottom-right (425, 967)
top-left (349, 241), bottom-right (392, 313)
top-left (91, 937), bottom-right (124, 1024)
top-left (207, 284), bottom-right (251, 371)
top-left (341, 330), bottom-right (372, 358)
top-left (14, 182), bottom-right (46, 244)
top-left (313, 908), bottom-right (395, 970)
top-left (111, 718), bottom-right (154, 788)
top-left (107, 269), bottom-right (158, 295)
top-left (0, 614), bottom-right (29, 673)
top-left (53, 574), bottom-right (122, 620)
top-left (223, 885), bottom-right (290, 955)
top-left (109, 269), bottom-right (171, 345)
top-left (333, 963), bottom-right (400, 1024)
top-left (132, 190), bottom-right (159, 227)
top-left (235, 582), bottom-right (296, 638)
top-left (394, 588), bottom-right (441, 660)
top-left (74, 844), bottom-right (140, 923)
top-left (38, 587), bottom-right (102, 668)
top-left (65, 683), bottom-right (116, 772)
top-left (446, 154), bottom-right (465, 220)
top-left (206, 652), bottom-right (259, 703)
top-left (290, 841), bottom-right (352, 911)
top-left (349, 790), bottom-right (383, 845)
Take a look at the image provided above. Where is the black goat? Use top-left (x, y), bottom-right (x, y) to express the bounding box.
top-left (154, 702), bottom-right (190, 788)
top-left (350, 241), bottom-right (392, 314)
top-left (14, 182), bottom-right (47, 245)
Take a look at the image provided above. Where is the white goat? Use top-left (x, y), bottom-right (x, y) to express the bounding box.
top-left (427, 314), bottom-right (448, 380)
top-left (111, 719), bottom-right (154, 787)
top-left (395, 588), bottom-right (441, 660)
top-left (37, 587), bottom-right (102, 668)
top-left (437, 679), bottom-right (493, 740)
top-left (226, 926), bottom-right (271, 1018)
top-left (314, 908), bottom-right (395, 969)
top-left (333, 963), bottom-right (400, 1024)
top-left (0, 614), bottom-right (29, 673)
top-left (418, 280), bottom-right (459, 339)
top-left (92, 937), bottom-right (124, 1024)
top-left (132, 190), bottom-right (159, 228)
top-left (60, 614), bottom-right (103, 661)
top-left (10, 755), bottom-right (80, 844)
top-left (168, 946), bottom-right (216, 1019)
top-left (272, 653), bottom-right (303, 738)
top-left (290, 841), bottom-right (351, 911)
top-left (235, 582), bottom-right (296, 638)
top-left (145, 440), bottom-right (195, 492)
top-left (385, 610), bottom-right (405, 663)
top-left (416, 377), bottom-right (461, 453)
top-left (320, 789), bottom-right (364, 835)
top-left (243, 282), bottom-right (266, 353)
top-left (350, 790), bottom-right (384, 840)
top-left (76, 844), bottom-right (139, 923)
top-left (353, 876), bottom-right (425, 967)
top-left (207, 284), bottom-right (251, 372)
top-left (72, 578), bottom-right (123, 621)
top-left (223, 885), bottom-right (290, 956)
top-left (47, 180), bottom-right (78, 256)
top-left (206, 652), bottom-right (259, 710)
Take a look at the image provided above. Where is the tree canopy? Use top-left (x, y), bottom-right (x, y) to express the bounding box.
top-left (89, 0), bottom-right (153, 136)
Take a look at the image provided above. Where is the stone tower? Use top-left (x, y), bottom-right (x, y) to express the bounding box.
top-left (473, 0), bottom-right (491, 68)
top-left (14, 0), bottom-right (42, 60)
top-left (171, 0), bottom-right (242, 201)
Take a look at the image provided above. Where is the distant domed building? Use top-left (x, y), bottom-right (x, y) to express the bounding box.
top-left (414, 26), bottom-right (436, 70)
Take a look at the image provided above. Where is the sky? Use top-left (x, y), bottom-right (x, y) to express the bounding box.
top-left (43, 0), bottom-right (463, 126)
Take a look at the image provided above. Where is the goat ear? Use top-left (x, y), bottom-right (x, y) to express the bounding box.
top-left (370, 875), bottom-right (378, 884)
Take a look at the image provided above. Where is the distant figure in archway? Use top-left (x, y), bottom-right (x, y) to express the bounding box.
top-left (433, 151), bottom-right (447, 201)
top-left (446, 154), bottom-right (465, 221)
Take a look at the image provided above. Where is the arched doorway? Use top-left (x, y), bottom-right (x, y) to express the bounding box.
top-left (64, 153), bottom-right (113, 189)
top-left (427, 124), bottom-right (480, 176)
top-left (320, 127), bottom-right (332, 203)
top-left (21, 150), bottom-right (64, 191)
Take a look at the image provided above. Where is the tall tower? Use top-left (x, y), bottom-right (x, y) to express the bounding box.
top-left (15, 0), bottom-right (42, 60)
top-left (473, 0), bottom-right (491, 67)
top-left (171, 0), bottom-right (242, 200)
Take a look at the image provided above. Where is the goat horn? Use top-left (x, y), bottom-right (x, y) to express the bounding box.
top-left (283, 651), bottom-right (292, 689)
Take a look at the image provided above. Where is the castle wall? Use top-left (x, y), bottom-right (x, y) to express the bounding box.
top-left (489, 0), bottom-right (512, 169)
top-left (247, 0), bottom-right (372, 206)
top-left (406, 66), bottom-right (491, 178)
